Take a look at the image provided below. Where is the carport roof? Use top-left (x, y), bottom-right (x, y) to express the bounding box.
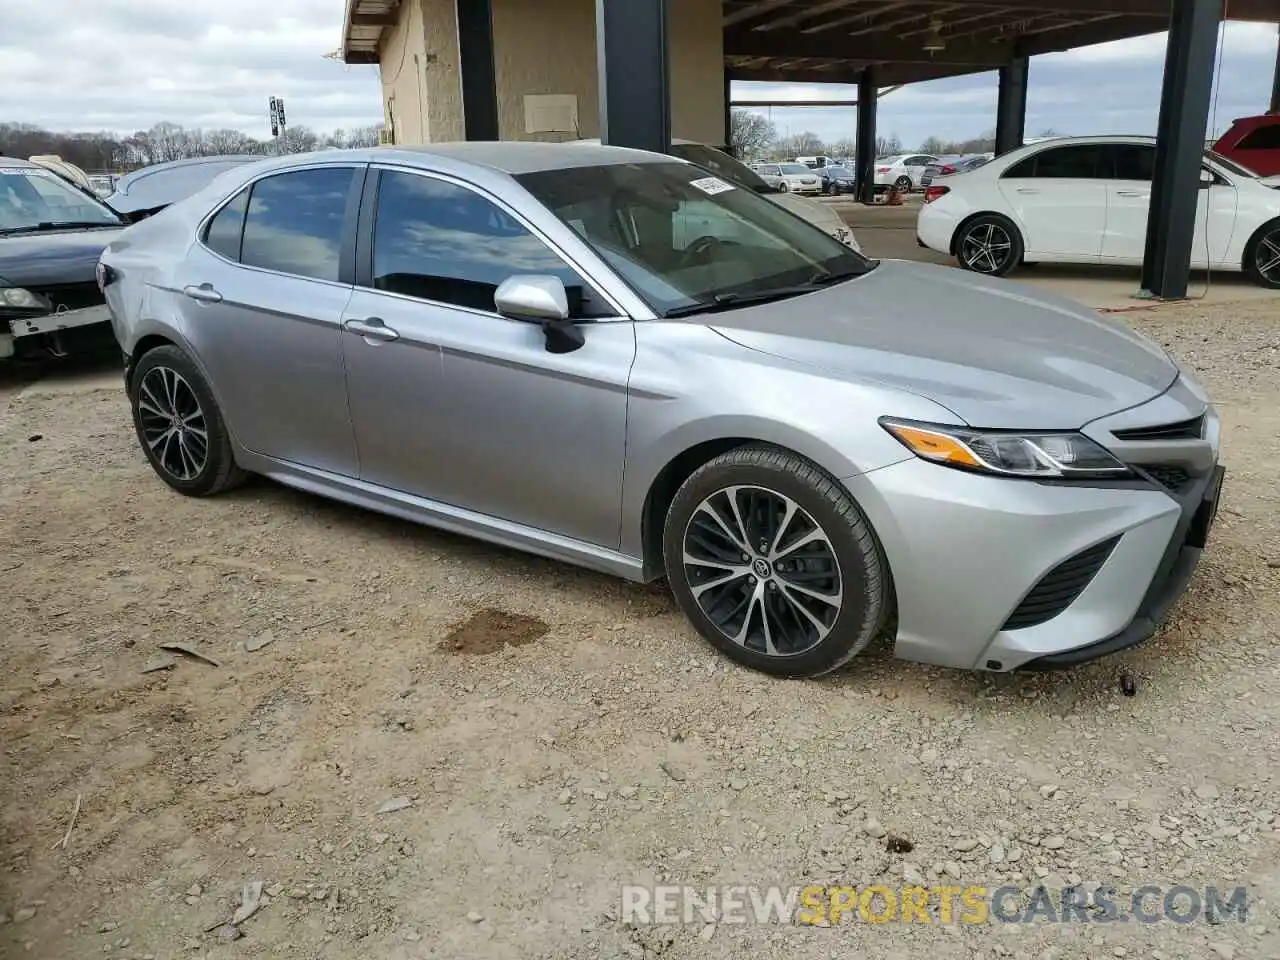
top-left (341, 0), bottom-right (1280, 81)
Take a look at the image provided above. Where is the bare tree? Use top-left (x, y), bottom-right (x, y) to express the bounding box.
top-left (729, 109), bottom-right (776, 159)
top-left (875, 133), bottom-right (903, 157)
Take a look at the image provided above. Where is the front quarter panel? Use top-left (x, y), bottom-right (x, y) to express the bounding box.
top-left (618, 321), bottom-right (959, 560)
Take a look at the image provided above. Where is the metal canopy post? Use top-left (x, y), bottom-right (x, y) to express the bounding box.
top-left (596, 0), bottom-right (671, 153)
top-left (456, 0), bottom-right (499, 141)
top-left (855, 68), bottom-right (877, 204)
top-left (1142, 0), bottom-right (1221, 299)
top-left (994, 56), bottom-right (1029, 155)
top-left (1271, 23), bottom-right (1280, 113)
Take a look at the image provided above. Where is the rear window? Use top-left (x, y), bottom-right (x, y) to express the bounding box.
top-left (1235, 123), bottom-right (1280, 151)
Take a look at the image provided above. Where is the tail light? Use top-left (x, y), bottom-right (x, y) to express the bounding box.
top-left (940, 164), bottom-right (957, 175)
top-left (876, 166), bottom-right (891, 174)
top-left (95, 261), bottom-right (116, 293)
top-left (924, 185), bottom-right (950, 204)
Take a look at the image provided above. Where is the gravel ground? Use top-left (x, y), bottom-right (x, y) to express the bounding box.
top-left (1, 297), bottom-right (1278, 960)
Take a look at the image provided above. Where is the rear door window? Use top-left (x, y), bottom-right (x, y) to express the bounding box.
top-left (1004, 145), bottom-right (1107, 179)
top-left (1236, 123), bottom-right (1280, 150)
top-left (240, 167), bottom-right (356, 282)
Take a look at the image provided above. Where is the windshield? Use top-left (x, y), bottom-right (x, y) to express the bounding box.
top-left (824, 166), bottom-right (851, 176)
top-left (516, 161), bottom-right (873, 317)
top-left (1205, 149), bottom-right (1259, 179)
top-left (778, 163), bottom-right (811, 175)
top-left (0, 167), bottom-right (122, 232)
top-left (669, 143), bottom-right (775, 193)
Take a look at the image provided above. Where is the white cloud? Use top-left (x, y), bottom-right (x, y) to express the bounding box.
top-left (0, 0), bottom-right (382, 135)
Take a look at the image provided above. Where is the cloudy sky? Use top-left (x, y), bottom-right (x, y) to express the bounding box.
top-left (0, 1), bottom-right (1275, 147)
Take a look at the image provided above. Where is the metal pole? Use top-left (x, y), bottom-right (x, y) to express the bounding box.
top-left (855, 68), bottom-right (877, 204)
top-left (596, 0), bottom-right (671, 153)
top-left (994, 56), bottom-right (1029, 155)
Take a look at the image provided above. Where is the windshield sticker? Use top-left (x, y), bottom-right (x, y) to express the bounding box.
top-left (689, 176), bottom-right (736, 196)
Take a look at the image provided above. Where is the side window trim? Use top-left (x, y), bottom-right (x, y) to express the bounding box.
top-left (357, 164), bottom-right (630, 320)
top-left (195, 162), bottom-right (366, 286)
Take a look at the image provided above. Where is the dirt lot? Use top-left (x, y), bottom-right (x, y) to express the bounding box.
top-left (2, 297), bottom-right (1279, 960)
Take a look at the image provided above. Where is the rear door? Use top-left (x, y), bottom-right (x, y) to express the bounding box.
top-left (1100, 144), bottom-right (1239, 266)
top-left (176, 164), bottom-right (363, 476)
top-left (997, 144), bottom-right (1107, 261)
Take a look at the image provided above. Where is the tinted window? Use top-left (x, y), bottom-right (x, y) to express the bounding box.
top-left (1236, 124), bottom-right (1280, 150)
top-left (240, 168), bottom-right (354, 282)
top-left (1005, 145), bottom-right (1106, 179)
top-left (204, 189), bottom-right (249, 260)
top-left (1111, 145), bottom-right (1156, 181)
top-left (370, 170), bottom-right (611, 318)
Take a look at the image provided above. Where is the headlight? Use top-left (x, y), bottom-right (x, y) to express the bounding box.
top-left (881, 418), bottom-right (1130, 479)
top-left (0, 287), bottom-right (47, 309)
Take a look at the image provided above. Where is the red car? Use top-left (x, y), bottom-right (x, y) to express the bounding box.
top-left (1212, 113), bottom-right (1280, 176)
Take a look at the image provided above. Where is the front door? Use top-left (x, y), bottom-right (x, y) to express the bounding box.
top-left (1100, 144), bottom-right (1239, 266)
top-left (341, 167), bottom-right (635, 549)
top-left (998, 143), bottom-right (1108, 261)
top-left (176, 165), bottom-right (362, 476)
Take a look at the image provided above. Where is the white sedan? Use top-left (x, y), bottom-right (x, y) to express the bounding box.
top-left (917, 135), bottom-right (1280, 288)
top-left (874, 154), bottom-right (937, 192)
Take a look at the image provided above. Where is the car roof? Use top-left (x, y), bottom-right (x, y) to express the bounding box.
top-left (0, 156), bottom-right (38, 170)
top-left (375, 141), bottom-right (675, 174)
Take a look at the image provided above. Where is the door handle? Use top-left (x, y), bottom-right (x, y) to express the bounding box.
top-left (343, 316), bottom-right (399, 342)
top-left (183, 283), bottom-right (222, 303)
top-left (1116, 190), bottom-right (1148, 198)
top-left (1014, 187), bottom-right (1040, 194)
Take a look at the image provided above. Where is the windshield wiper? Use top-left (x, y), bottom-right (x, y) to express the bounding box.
top-left (663, 266), bottom-right (876, 319)
top-left (0, 220), bottom-right (120, 236)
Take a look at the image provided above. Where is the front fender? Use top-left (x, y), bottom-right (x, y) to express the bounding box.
top-left (618, 323), bottom-right (954, 560)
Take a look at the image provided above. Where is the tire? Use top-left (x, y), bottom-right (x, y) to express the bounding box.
top-left (1243, 219), bottom-right (1280, 289)
top-left (129, 344), bottom-right (246, 497)
top-left (777, 181), bottom-right (790, 193)
top-left (662, 444), bottom-right (889, 678)
top-left (894, 175), bottom-right (912, 193)
top-left (954, 214), bottom-right (1023, 278)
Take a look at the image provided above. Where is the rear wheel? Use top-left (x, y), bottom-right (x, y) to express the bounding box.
top-left (663, 445), bottom-right (889, 678)
top-left (894, 175), bottom-right (912, 192)
top-left (955, 214), bottom-right (1023, 277)
top-left (1244, 219), bottom-right (1280, 289)
top-left (129, 345), bottom-right (246, 497)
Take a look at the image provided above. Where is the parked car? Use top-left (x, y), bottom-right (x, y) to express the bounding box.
top-left (817, 164), bottom-right (856, 195)
top-left (0, 157), bottom-right (126, 360)
top-left (89, 174), bottom-right (119, 198)
top-left (577, 139), bottom-right (859, 250)
top-left (752, 162), bottom-right (822, 195)
top-left (917, 135), bottom-right (1280, 287)
top-left (1211, 113), bottom-right (1280, 177)
top-left (920, 154), bottom-right (990, 188)
top-left (105, 154), bottom-right (262, 222)
top-left (101, 142), bottom-right (1222, 678)
top-left (874, 154), bottom-right (938, 192)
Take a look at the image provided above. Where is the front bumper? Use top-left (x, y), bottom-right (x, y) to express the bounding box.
top-left (842, 391), bottom-right (1221, 672)
top-left (8, 303), bottom-right (112, 338)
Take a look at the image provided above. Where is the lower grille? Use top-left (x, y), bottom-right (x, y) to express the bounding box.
top-left (32, 282), bottom-right (103, 313)
top-left (1143, 464), bottom-right (1193, 493)
top-left (1003, 536), bottom-right (1121, 631)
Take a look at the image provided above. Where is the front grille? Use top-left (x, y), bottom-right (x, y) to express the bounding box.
top-left (1003, 536), bottom-right (1120, 631)
top-left (1142, 464), bottom-right (1193, 493)
top-left (32, 282), bottom-right (103, 313)
top-left (1113, 416), bottom-right (1205, 441)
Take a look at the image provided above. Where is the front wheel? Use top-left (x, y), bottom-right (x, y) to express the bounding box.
top-left (955, 215), bottom-right (1023, 277)
top-left (1244, 220), bottom-right (1280, 289)
top-left (130, 345), bottom-right (247, 497)
top-left (777, 181), bottom-right (790, 193)
top-left (663, 445), bottom-right (890, 678)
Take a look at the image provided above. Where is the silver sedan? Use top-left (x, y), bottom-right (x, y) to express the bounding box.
top-left (99, 143), bottom-right (1223, 677)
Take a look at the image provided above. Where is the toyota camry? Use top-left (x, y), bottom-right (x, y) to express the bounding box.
top-left (98, 143), bottom-right (1223, 677)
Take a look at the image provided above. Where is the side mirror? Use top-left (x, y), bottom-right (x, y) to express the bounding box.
top-left (494, 275), bottom-right (585, 354)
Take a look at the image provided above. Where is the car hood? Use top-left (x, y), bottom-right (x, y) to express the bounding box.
top-left (706, 260), bottom-right (1178, 429)
top-left (0, 226), bottom-right (123, 287)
